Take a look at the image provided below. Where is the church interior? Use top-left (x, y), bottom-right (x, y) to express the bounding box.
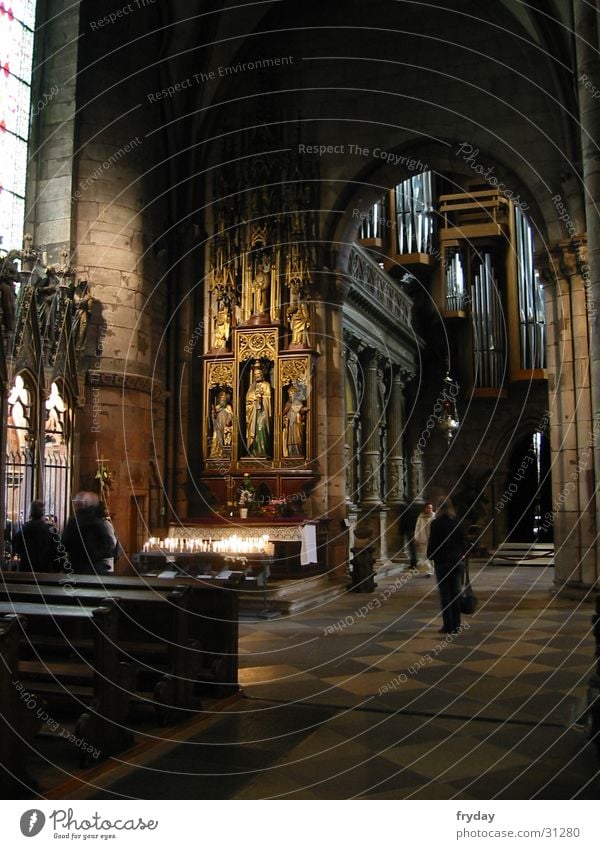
top-left (1, 0), bottom-right (599, 800)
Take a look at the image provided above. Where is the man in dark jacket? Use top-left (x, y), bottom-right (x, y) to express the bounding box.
top-left (12, 500), bottom-right (61, 572)
top-left (427, 496), bottom-right (465, 634)
top-left (62, 491), bottom-right (116, 574)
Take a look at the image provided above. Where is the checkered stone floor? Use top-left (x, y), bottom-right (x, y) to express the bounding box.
top-left (88, 564), bottom-right (600, 800)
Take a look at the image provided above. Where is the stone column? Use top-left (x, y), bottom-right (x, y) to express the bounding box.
top-left (574, 2), bottom-right (600, 582)
top-left (71, 1), bottom-right (166, 556)
top-left (345, 412), bottom-right (359, 503)
top-left (382, 366), bottom-right (406, 561)
top-left (541, 242), bottom-right (596, 591)
top-left (409, 450), bottom-right (424, 502)
top-left (314, 274), bottom-right (349, 577)
top-left (343, 345), bottom-right (361, 505)
top-left (360, 351), bottom-right (382, 505)
top-left (386, 367), bottom-right (407, 504)
top-left (378, 507), bottom-right (390, 563)
top-left (24, 0), bottom-right (81, 257)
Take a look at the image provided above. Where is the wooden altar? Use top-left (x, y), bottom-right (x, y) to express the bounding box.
top-left (162, 518), bottom-right (327, 577)
top-left (190, 149), bottom-right (324, 562)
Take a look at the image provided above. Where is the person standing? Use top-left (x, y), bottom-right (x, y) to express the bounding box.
top-left (427, 496), bottom-right (465, 634)
top-left (414, 502), bottom-right (435, 576)
top-left (12, 500), bottom-right (61, 572)
top-left (62, 492), bottom-right (118, 575)
top-left (94, 501), bottom-right (123, 573)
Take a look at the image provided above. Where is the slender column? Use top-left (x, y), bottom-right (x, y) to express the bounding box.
top-left (314, 274), bottom-right (349, 577)
top-left (378, 507), bottom-right (389, 562)
top-left (541, 243), bottom-right (597, 591)
top-left (360, 351), bottom-right (382, 504)
top-left (409, 450), bottom-right (424, 502)
top-left (344, 346), bottom-right (361, 505)
top-left (381, 365), bottom-right (407, 563)
top-left (345, 412), bottom-right (358, 502)
top-left (386, 367), bottom-right (407, 504)
top-left (574, 2), bottom-right (600, 581)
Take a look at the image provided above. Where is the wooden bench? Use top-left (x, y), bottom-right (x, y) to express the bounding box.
top-left (0, 582), bottom-right (202, 724)
top-left (0, 600), bottom-right (133, 764)
top-left (0, 616), bottom-right (39, 796)
top-left (1, 570), bottom-right (241, 698)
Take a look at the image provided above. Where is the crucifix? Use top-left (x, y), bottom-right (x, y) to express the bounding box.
top-left (95, 456), bottom-right (113, 510)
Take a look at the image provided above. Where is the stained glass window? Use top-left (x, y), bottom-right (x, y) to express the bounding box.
top-left (0, 1), bottom-right (36, 251)
top-left (44, 381), bottom-right (71, 527)
top-left (5, 373), bottom-right (35, 525)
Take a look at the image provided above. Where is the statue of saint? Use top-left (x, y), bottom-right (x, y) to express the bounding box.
top-left (286, 301), bottom-right (310, 346)
top-left (245, 361), bottom-right (272, 457)
top-left (251, 260), bottom-right (270, 315)
top-left (0, 249), bottom-right (19, 331)
top-left (209, 389), bottom-right (234, 458)
top-left (213, 304), bottom-right (230, 349)
top-left (282, 385), bottom-right (308, 458)
top-left (71, 279), bottom-right (93, 351)
top-left (35, 266), bottom-right (58, 333)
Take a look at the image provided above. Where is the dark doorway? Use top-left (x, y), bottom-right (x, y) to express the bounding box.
top-left (506, 431), bottom-right (552, 542)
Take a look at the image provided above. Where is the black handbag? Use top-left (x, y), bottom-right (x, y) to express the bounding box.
top-left (460, 559), bottom-right (477, 614)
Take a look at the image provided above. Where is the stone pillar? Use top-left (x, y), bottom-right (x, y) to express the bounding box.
top-left (360, 351), bottom-right (382, 505)
top-left (541, 242), bottom-right (596, 591)
top-left (574, 2), bottom-right (600, 583)
top-left (347, 504), bottom-right (360, 551)
top-left (314, 274), bottom-right (349, 577)
top-left (386, 367), bottom-right (407, 504)
top-left (378, 507), bottom-right (389, 563)
top-left (409, 450), bottom-right (424, 502)
top-left (25, 0), bottom-right (81, 257)
top-left (71, 1), bottom-right (166, 556)
top-left (345, 412), bottom-right (360, 503)
top-left (383, 366), bottom-right (407, 560)
top-left (343, 345), bottom-right (361, 505)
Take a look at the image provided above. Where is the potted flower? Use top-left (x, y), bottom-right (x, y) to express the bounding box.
top-left (269, 496), bottom-right (294, 518)
top-left (238, 474), bottom-right (255, 518)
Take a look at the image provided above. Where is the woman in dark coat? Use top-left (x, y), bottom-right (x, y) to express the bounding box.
top-left (12, 500), bottom-right (61, 572)
top-left (62, 492), bottom-right (116, 574)
top-left (427, 496), bottom-right (465, 634)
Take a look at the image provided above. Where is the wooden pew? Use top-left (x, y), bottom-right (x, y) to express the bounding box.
top-left (0, 600), bottom-right (133, 764)
top-left (2, 570), bottom-right (241, 698)
top-left (0, 616), bottom-right (38, 796)
top-left (0, 582), bottom-right (201, 724)
top-left (87, 573), bottom-right (241, 697)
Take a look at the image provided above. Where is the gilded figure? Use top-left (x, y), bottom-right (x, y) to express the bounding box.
top-left (209, 389), bottom-right (234, 458)
top-left (245, 361), bottom-right (272, 457)
top-left (282, 385), bottom-right (308, 458)
top-left (286, 300), bottom-right (310, 346)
